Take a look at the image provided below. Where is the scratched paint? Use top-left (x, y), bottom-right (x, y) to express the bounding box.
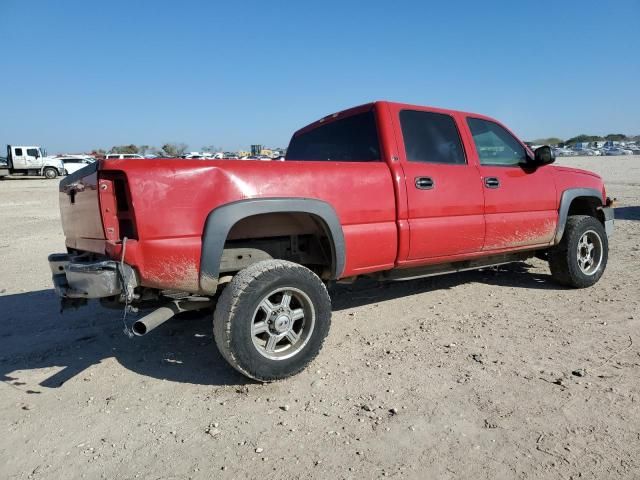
top-left (142, 255), bottom-right (200, 292)
top-left (484, 218), bottom-right (556, 250)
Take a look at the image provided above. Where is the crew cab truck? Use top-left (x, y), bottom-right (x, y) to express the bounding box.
top-left (2, 145), bottom-right (66, 179)
top-left (48, 101), bottom-right (614, 381)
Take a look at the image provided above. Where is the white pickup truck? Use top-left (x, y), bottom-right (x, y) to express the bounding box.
top-left (0, 145), bottom-right (66, 179)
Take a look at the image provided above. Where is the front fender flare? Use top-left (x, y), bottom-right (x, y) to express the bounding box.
top-left (199, 198), bottom-right (346, 294)
top-left (554, 187), bottom-right (603, 244)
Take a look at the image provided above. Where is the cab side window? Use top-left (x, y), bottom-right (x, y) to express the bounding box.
top-left (15, 148), bottom-right (23, 156)
top-left (400, 110), bottom-right (466, 165)
top-left (27, 148), bottom-right (39, 157)
top-left (467, 118), bottom-right (525, 166)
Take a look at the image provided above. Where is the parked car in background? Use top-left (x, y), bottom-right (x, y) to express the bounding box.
top-left (627, 145), bottom-right (640, 154)
top-left (211, 152), bottom-right (239, 159)
top-left (552, 147), bottom-right (577, 157)
top-left (604, 147), bottom-right (633, 156)
top-left (59, 157), bottom-right (96, 175)
top-left (572, 148), bottom-right (601, 156)
top-left (105, 153), bottom-right (145, 159)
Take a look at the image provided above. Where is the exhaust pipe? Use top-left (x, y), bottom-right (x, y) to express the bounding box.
top-left (132, 298), bottom-right (212, 336)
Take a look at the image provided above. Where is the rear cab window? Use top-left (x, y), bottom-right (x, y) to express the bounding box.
top-left (14, 148), bottom-right (23, 156)
top-left (399, 110), bottom-right (466, 164)
top-left (285, 110), bottom-right (380, 162)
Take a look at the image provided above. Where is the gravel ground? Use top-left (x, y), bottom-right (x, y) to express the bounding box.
top-left (1, 157), bottom-right (639, 479)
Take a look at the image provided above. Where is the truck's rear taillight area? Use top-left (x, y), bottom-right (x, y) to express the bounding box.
top-left (98, 171), bottom-right (138, 241)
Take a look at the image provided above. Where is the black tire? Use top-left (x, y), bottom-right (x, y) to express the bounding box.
top-left (213, 260), bottom-right (331, 381)
top-left (43, 168), bottom-right (58, 179)
top-left (549, 215), bottom-right (608, 288)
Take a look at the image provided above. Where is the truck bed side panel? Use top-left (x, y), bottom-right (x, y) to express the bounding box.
top-left (100, 159), bottom-right (397, 288)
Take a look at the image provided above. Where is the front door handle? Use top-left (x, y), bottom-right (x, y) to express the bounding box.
top-left (484, 177), bottom-right (500, 189)
top-left (415, 176), bottom-right (435, 190)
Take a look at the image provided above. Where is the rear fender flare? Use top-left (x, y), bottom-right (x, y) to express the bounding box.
top-left (199, 198), bottom-right (345, 294)
top-left (554, 188), bottom-right (603, 244)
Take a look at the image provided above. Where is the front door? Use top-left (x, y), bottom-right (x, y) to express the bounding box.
top-left (464, 117), bottom-right (557, 250)
top-left (392, 108), bottom-right (485, 261)
top-left (25, 147), bottom-right (41, 168)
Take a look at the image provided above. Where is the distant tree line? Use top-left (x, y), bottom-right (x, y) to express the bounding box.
top-left (530, 133), bottom-right (637, 146)
top-left (90, 143), bottom-right (224, 157)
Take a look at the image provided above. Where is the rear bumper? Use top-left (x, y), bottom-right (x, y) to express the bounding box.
top-left (48, 253), bottom-right (137, 299)
top-left (601, 206), bottom-right (614, 237)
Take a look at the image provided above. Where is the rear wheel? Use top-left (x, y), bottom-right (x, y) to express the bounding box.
top-left (43, 167), bottom-right (58, 179)
top-left (549, 215), bottom-right (608, 288)
top-left (213, 260), bottom-right (331, 381)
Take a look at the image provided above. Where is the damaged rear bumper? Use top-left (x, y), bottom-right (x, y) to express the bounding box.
top-left (48, 253), bottom-right (138, 299)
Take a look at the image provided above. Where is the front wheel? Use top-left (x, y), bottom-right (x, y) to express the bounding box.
top-left (213, 260), bottom-right (331, 381)
top-left (548, 215), bottom-right (608, 288)
top-left (43, 167), bottom-right (58, 179)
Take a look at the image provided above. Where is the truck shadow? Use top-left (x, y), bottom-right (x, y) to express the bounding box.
top-left (0, 262), bottom-right (556, 389)
top-left (0, 176), bottom-right (51, 181)
top-left (614, 206), bottom-right (640, 221)
top-left (331, 261), bottom-right (559, 311)
top-left (0, 289), bottom-right (249, 391)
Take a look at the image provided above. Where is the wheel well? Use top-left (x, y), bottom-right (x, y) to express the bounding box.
top-left (567, 196), bottom-right (604, 223)
top-left (220, 212), bottom-right (335, 279)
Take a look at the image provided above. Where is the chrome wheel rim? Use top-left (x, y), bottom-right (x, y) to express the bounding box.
top-left (251, 287), bottom-right (315, 360)
top-left (576, 229), bottom-right (603, 276)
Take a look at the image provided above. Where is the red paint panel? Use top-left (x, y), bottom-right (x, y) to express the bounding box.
top-left (342, 222), bottom-right (397, 275)
top-left (134, 237), bottom-right (202, 292)
top-left (407, 214), bottom-right (486, 257)
top-left (385, 103), bottom-right (485, 260)
top-left (97, 158), bottom-right (397, 288)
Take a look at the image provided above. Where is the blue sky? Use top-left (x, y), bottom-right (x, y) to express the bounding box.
top-left (1, 0), bottom-right (638, 153)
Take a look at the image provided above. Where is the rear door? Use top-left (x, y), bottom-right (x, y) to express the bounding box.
top-left (11, 147), bottom-right (27, 169)
top-left (464, 117), bottom-right (557, 250)
top-left (390, 106), bottom-right (485, 261)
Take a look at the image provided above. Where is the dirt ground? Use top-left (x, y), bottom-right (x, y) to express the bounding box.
top-left (1, 156), bottom-right (639, 480)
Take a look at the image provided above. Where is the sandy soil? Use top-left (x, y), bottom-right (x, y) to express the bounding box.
top-left (1, 157), bottom-right (639, 479)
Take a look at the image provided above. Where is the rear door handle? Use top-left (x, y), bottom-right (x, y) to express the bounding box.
top-left (484, 177), bottom-right (500, 189)
top-left (415, 176), bottom-right (435, 190)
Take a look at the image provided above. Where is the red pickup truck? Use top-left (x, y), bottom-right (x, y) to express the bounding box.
top-left (49, 101), bottom-right (614, 381)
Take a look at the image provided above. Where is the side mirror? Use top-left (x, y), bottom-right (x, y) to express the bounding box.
top-left (533, 145), bottom-right (555, 166)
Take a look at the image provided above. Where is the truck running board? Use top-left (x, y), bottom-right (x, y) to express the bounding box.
top-left (376, 251), bottom-right (535, 282)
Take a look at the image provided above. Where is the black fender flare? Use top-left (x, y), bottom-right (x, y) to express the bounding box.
top-left (199, 198), bottom-right (346, 294)
top-left (554, 187), bottom-right (603, 244)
